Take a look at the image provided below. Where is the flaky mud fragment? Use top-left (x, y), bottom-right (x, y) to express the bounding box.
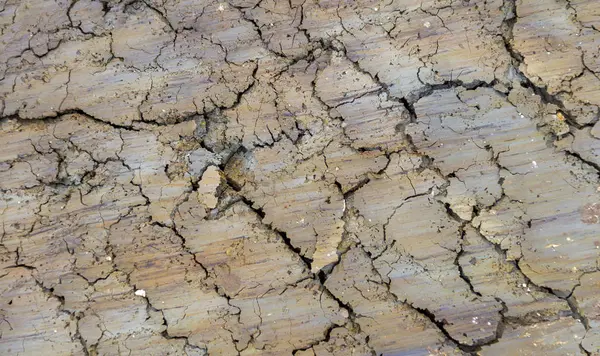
top-left (571, 272), bottom-right (600, 353)
top-left (411, 87), bottom-right (600, 295)
top-left (0, 268), bottom-right (83, 355)
top-left (225, 138), bottom-right (346, 272)
top-left (479, 318), bottom-right (586, 356)
top-left (459, 226), bottom-right (570, 323)
top-left (580, 202), bottom-right (600, 224)
top-left (325, 246), bottom-right (462, 355)
top-left (513, 0), bottom-right (600, 125)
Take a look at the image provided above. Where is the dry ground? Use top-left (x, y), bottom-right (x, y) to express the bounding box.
top-left (1, 0), bottom-right (600, 355)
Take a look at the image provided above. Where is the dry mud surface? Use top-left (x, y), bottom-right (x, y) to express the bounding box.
top-left (1, 0), bottom-right (600, 355)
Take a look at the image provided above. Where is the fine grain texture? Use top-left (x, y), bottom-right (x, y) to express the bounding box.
top-left (1, 0), bottom-right (600, 355)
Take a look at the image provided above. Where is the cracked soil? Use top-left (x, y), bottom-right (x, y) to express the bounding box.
top-left (1, 0), bottom-right (600, 355)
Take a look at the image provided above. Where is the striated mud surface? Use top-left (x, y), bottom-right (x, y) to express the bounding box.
top-left (1, 0), bottom-right (600, 355)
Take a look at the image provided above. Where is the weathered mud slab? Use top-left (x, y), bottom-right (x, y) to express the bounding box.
top-left (1, 0), bottom-right (599, 355)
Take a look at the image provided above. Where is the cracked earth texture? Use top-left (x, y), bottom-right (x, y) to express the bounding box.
top-left (0, 0), bottom-right (600, 355)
